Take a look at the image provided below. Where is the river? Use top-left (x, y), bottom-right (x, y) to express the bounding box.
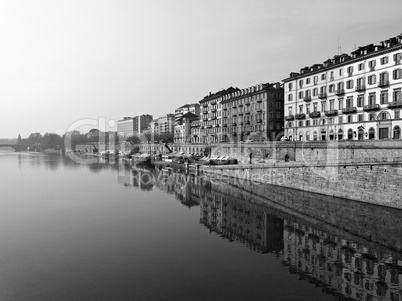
top-left (0, 150), bottom-right (401, 300)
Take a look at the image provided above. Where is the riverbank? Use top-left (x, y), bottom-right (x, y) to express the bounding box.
top-left (200, 159), bottom-right (402, 209)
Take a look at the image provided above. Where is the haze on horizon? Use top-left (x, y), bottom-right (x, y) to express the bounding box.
top-left (0, 0), bottom-right (401, 138)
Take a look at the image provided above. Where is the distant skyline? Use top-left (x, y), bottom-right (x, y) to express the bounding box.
top-left (1, 0), bottom-right (402, 138)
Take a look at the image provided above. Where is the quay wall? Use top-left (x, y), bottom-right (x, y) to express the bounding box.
top-left (139, 140), bottom-right (402, 164)
top-left (201, 161), bottom-right (402, 209)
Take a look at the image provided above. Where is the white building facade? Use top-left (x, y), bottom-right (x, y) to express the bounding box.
top-left (283, 35), bottom-right (402, 141)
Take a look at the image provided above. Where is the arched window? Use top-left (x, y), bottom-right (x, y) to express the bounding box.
top-left (348, 129), bottom-right (354, 140)
top-left (338, 129), bottom-right (344, 140)
top-left (313, 131), bottom-right (318, 141)
top-left (321, 129), bottom-right (326, 141)
top-left (378, 111), bottom-right (390, 120)
top-left (306, 131), bottom-right (310, 141)
top-left (369, 127), bottom-right (375, 140)
top-left (299, 131), bottom-right (303, 141)
top-left (394, 126), bottom-right (401, 139)
top-left (288, 94), bottom-right (293, 102)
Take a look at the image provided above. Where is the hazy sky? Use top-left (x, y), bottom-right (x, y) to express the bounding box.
top-left (1, 0), bottom-right (401, 137)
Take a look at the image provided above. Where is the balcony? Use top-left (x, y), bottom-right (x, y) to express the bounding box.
top-left (335, 89), bottom-right (345, 96)
top-left (238, 104), bottom-right (243, 107)
top-left (295, 113), bottom-right (306, 120)
top-left (245, 121), bottom-right (250, 125)
top-left (309, 111), bottom-right (321, 118)
top-left (363, 104), bottom-right (380, 112)
top-left (202, 103), bottom-right (208, 107)
top-left (318, 92), bottom-right (327, 99)
top-left (203, 117), bottom-right (208, 121)
top-left (284, 115), bottom-right (295, 121)
top-left (211, 108), bottom-right (217, 112)
top-left (232, 122), bottom-right (237, 126)
top-left (378, 80), bottom-right (390, 88)
top-left (257, 119), bottom-right (263, 123)
top-left (324, 109), bottom-right (338, 116)
top-left (257, 98), bottom-right (263, 103)
top-left (388, 100), bottom-right (402, 109)
top-left (303, 96), bottom-right (312, 102)
top-left (342, 107), bottom-right (357, 114)
top-left (355, 85), bottom-right (366, 92)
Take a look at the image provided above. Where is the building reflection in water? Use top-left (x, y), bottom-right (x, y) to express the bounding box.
top-left (117, 166), bottom-right (402, 301)
top-left (117, 165), bottom-right (199, 207)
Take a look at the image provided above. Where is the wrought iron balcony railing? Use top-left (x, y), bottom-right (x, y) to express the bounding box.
top-left (363, 104), bottom-right (380, 112)
top-left (342, 107), bottom-right (357, 114)
top-left (324, 109), bottom-right (338, 116)
top-left (309, 111), bottom-right (321, 118)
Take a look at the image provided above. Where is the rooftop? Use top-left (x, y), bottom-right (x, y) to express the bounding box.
top-left (284, 33), bottom-right (402, 82)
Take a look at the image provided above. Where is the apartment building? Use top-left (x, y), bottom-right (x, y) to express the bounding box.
top-left (174, 112), bottom-right (198, 144)
top-left (117, 114), bottom-right (153, 137)
top-left (197, 87), bottom-right (240, 143)
top-left (157, 114), bottom-right (175, 135)
top-left (220, 83), bottom-right (284, 142)
top-left (174, 104), bottom-right (200, 125)
top-left (283, 34), bottom-right (402, 141)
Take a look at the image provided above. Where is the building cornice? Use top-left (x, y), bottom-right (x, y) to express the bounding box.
top-left (283, 43), bottom-right (402, 83)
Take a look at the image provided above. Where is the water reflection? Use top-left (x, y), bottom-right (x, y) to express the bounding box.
top-left (116, 164), bottom-right (402, 301)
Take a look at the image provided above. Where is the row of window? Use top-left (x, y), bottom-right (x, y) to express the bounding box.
top-left (287, 110), bottom-right (400, 128)
top-left (288, 70), bottom-right (402, 101)
top-left (290, 126), bottom-right (401, 141)
top-left (288, 52), bottom-right (402, 90)
top-left (287, 89), bottom-right (402, 115)
top-left (197, 113), bottom-right (267, 127)
top-left (194, 124), bottom-right (269, 135)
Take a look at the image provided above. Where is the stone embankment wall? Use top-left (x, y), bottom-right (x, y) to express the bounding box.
top-left (140, 140), bottom-right (402, 164)
top-left (201, 160), bottom-right (402, 209)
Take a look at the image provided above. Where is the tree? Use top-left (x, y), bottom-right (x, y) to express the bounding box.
top-left (126, 135), bottom-right (141, 144)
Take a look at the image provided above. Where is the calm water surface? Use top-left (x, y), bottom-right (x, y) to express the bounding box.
top-left (0, 151), bottom-right (401, 301)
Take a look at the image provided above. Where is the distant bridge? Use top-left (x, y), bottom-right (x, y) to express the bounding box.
top-left (0, 144), bottom-right (40, 152)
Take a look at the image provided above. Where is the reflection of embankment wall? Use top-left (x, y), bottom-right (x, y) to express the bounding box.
top-left (202, 161), bottom-right (402, 209)
top-left (207, 178), bottom-right (402, 254)
top-left (196, 177), bottom-right (402, 300)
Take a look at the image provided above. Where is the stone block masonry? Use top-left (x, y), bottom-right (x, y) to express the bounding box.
top-left (140, 140), bottom-right (402, 208)
top-left (201, 161), bottom-right (402, 209)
